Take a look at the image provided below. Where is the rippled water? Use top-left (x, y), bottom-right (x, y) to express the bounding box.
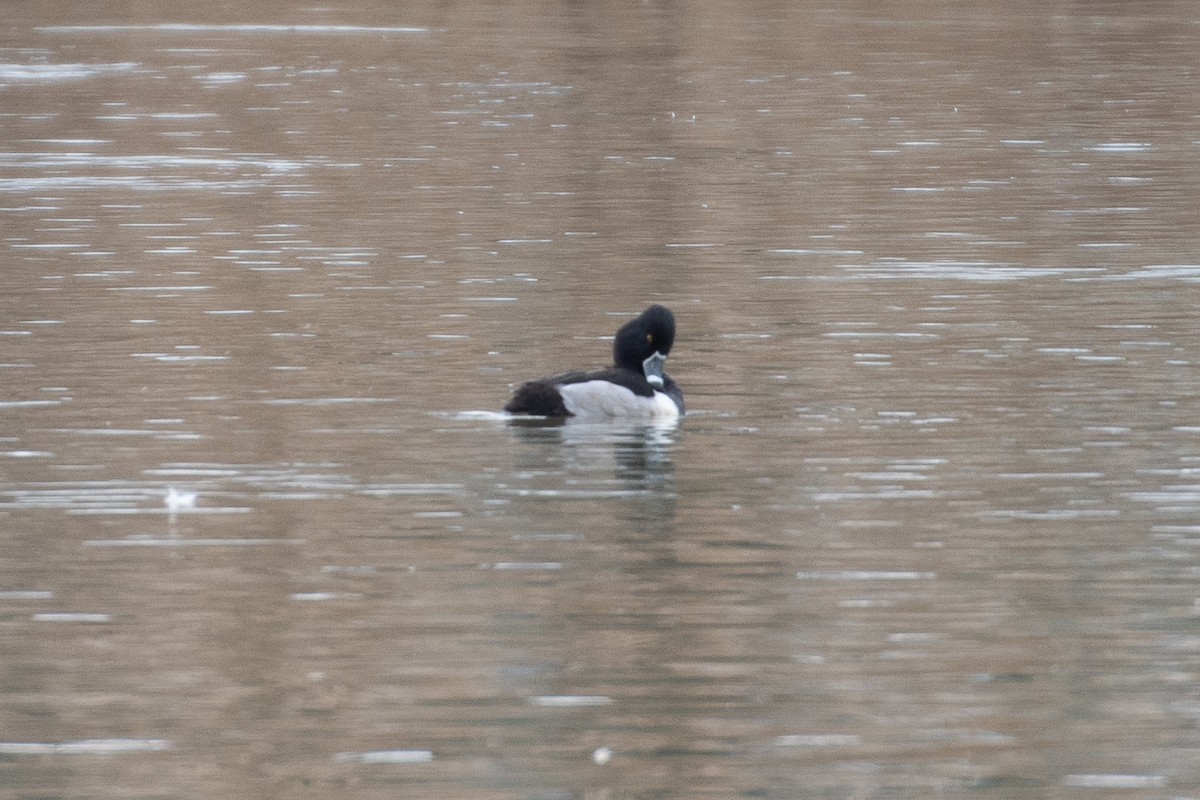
top-left (3, 3), bottom-right (1200, 798)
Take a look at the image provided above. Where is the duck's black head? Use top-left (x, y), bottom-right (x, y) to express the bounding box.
top-left (613, 304), bottom-right (676, 387)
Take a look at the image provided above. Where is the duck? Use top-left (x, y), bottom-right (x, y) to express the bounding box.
top-left (504, 304), bottom-right (684, 419)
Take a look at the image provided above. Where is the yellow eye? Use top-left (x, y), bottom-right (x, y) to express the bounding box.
top-left (646, 334), bottom-right (654, 343)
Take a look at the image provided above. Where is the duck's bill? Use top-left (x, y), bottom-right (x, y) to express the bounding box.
top-left (642, 351), bottom-right (666, 387)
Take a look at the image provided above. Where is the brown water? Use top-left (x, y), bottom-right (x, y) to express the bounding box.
top-left (3, 2), bottom-right (1200, 798)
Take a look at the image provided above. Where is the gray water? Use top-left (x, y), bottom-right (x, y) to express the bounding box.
top-left (3, 3), bottom-right (1200, 798)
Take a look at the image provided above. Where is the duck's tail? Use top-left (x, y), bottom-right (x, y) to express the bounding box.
top-left (503, 381), bottom-right (572, 417)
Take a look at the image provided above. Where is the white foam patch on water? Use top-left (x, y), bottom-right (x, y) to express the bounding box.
top-left (333, 749), bottom-right (433, 764)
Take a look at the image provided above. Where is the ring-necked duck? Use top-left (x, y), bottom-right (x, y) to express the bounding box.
top-left (504, 304), bottom-right (684, 419)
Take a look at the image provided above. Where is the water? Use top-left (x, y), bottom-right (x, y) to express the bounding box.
top-left (3, 2), bottom-right (1200, 798)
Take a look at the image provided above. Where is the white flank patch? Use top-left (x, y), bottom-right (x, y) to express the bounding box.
top-left (558, 381), bottom-right (680, 420)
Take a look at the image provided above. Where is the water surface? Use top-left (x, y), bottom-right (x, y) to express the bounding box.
top-left (3, 2), bottom-right (1200, 798)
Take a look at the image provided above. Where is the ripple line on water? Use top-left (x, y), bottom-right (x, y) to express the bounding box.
top-left (37, 24), bottom-right (430, 35)
top-left (0, 738), bottom-right (172, 755)
top-left (333, 749), bottom-right (434, 764)
top-left (85, 537), bottom-right (302, 547)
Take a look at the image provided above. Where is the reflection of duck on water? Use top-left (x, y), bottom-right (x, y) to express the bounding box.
top-left (507, 417), bottom-right (678, 498)
top-left (504, 305), bottom-right (685, 420)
